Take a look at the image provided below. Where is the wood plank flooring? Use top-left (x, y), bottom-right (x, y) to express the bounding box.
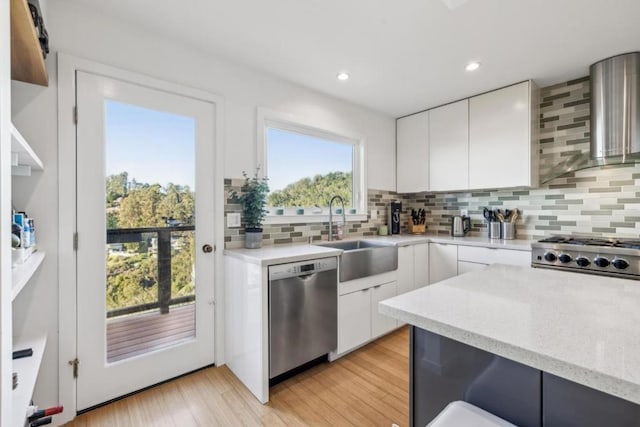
top-left (107, 303), bottom-right (195, 363)
top-left (66, 326), bottom-right (409, 427)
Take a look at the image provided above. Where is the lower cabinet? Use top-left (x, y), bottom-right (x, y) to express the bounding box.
top-left (337, 280), bottom-right (398, 355)
top-left (372, 282), bottom-right (398, 337)
top-left (338, 288), bottom-right (371, 353)
top-left (398, 243), bottom-right (429, 295)
top-left (429, 243), bottom-right (458, 284)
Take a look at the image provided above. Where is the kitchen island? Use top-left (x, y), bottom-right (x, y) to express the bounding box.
top-left (380, 264), bottom-right (640, 427)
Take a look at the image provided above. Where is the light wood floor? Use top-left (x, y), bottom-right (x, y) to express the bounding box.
top-left (107, 303), bottom-right (195, 363)
top-left (67, 326), bottom-right (409, 427)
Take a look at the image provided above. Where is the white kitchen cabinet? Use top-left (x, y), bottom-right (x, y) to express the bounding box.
top-left (429, 100), bottom-right (469, 191)
top-left (458, 261), bottom-right (487, 275)
top-left (469, 81), bottom-right (539, 190)
top-left (397, 111), bottom-right (429, 193)
top-left (398, 243), bottom-right (429, 296)
top-left (458, 245), bottom-right (531, 267)
top-left (337, 288), bottom-right (372, 354)
top-left (371, 282), bottom-right (398, 338)
top-left (429, 243), bottom-right (458, 284)
top-left (413, 243), bottom-right (429, 288)
top-left (397, 246), bottom-right (414, 295)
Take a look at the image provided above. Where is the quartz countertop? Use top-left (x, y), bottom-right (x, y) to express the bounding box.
top-left (379, 264), bottom-right (640, 405)
top-left (223, 244), bottom-right (343, 266)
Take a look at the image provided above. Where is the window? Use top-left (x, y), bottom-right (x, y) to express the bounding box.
top-left (257, 109), bottom-right (365, 219)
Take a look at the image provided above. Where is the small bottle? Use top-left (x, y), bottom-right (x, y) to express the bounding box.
top-left (22, 219), bottom-right (31, 248)
top-left (28, 218), bottom-right (36, 247)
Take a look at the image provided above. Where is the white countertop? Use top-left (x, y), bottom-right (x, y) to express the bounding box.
top-left (379, 264), bottom-right (640, 405)
top-left (223, 243), bottom-right (343, 266)
top-left (426, 234), bottom-right (533, 251)
top-left (224, 234), bottom-right (533, 266)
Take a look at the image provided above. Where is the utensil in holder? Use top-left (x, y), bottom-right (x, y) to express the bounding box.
top-left (488, 222), bottom-right (501, 239)
top-left (501, 222), bottom-right (516, 240)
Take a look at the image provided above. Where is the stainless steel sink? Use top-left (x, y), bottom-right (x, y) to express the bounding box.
top-left (315, 239), bottom-right (398, 282)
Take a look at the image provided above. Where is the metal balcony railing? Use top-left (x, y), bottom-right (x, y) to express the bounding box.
top-left (106, 225), bottom-right (195, 318)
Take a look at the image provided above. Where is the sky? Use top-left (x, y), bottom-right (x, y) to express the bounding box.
top-left (266, 127), bottom-right (353, 192)
top-left (105, 100), bottom-right (196, 189)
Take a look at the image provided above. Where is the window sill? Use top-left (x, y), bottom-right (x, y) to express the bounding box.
top-left (264, 214), bottom-right (368, 225)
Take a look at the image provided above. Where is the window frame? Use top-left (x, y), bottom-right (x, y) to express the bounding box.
top-left (256, 108), bottom-right (367, 224)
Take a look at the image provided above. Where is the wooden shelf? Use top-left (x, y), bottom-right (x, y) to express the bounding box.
top-left (11, 251), bottom-right (45, 301)
top-left (11, 123), bottom-right (43, 176)
top-left (11, 335), bottom-right (47, 426)
top-left (10, 0), bottom-right (48, 86)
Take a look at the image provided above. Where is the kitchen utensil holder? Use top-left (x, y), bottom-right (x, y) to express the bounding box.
top-left (408, 220), bottom-right (426, 234)
top-left (501, 222), bottom-right (516, 240)
top-left (488, 222), bottom-right (501, 239)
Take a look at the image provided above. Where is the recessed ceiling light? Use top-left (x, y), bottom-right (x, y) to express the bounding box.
top-left (465, 62), bottom-right (481, 72)
top-left (337, 72), bottom-right (350, 81)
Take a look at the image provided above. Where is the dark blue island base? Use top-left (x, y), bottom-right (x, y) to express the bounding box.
top-left (410, 326), bottom-right (640, 427)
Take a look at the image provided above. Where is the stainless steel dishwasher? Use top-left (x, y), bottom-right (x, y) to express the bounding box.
top-left (269, 257), bottom-right (337, 379)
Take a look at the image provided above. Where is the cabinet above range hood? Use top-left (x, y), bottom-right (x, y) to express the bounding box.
top-left (541, 52), bottom-right (640, 183)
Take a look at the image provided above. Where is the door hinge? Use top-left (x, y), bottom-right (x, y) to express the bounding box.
top-left (73, 232), bottom-right (78, 250)
top-left (69, 358), bottom-right (79, 378)
top-left (73, 106), bottom-right (78, 124)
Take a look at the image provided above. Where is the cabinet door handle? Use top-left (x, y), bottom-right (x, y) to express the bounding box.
top-left (361, 288), bottom-right (369, 293)
top-left (373, 285), bottom-right (381, 289)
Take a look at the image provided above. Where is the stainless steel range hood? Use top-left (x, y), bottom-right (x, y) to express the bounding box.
top-left (541, 52), bottom-right (640, 183)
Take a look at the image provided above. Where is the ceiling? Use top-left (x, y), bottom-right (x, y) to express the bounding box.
top-left (68, 0), bottom-right (640, 117)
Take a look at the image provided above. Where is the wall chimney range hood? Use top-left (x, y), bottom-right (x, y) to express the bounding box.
top-left (542, 52), bottom-right (640, 183)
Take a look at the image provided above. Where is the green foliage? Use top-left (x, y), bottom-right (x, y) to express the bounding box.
top-left (106, 172), bottom-right (128, 205)
top-left (268, 171), bottom-right (352, 208)
top-left (105, 173), bottom-right (196, 313)
top-left (232, 169), bottom-right (270, 230)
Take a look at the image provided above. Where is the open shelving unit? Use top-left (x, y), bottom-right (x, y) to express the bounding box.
top-left (11, 124), bottom-right (44, 176)
top-left (11, 251), bottom-right (45, 301)
top-left (11, 335), bottom-right (47, 426)
top-left (10, 0), bottom-right (48, 86)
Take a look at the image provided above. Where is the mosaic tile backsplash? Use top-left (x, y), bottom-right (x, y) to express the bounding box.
top-left (225, 76), bottom-right (640, 248)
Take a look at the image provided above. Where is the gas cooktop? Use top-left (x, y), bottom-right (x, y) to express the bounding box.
top-left (531, 235), bottom-right (640, 279)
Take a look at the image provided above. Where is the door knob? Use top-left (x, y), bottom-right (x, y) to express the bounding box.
top-left (202, 244), bottom-right (213, 253)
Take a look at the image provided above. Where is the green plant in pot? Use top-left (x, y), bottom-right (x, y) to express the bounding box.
top-left (233, 169), bottom-right (269, 249)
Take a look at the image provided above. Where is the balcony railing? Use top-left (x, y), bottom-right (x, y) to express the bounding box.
top-left (106, 225), bottom-right (195, 318)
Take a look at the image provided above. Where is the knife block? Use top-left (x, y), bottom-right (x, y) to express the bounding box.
top-left (408, 220), bottom-right (426, 234)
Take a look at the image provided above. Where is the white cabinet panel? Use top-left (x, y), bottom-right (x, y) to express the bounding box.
top-left (413, 243), bottom-right (429, 288)
top-left (338, 289), bottom-right (371, 354)
top-left (429, 243), bottom-right (458, 284)
top-left (429, 100), bottom-right (469, 191)
top-left (458, 245), bottom-right (531, 267)
top-left (458, 261), bottom-right (488, 275)
top-left (397, 112), bottom-right (429, 193)
top-left (496, 248), bottom-right (531, 267)
top-left (397, 246), bottom-right (414, 295)
top-left (372, 282), bottom-right (398, 338)
top-left (469, 81), bottom-right (536, 190)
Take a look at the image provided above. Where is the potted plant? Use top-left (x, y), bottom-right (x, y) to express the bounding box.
top-left (233, 169), bottom-right (269, 249)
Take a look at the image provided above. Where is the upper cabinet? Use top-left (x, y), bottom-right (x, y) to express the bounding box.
top-left (11, 0), bottom-right (49, 86)
top-left (396, 80), bottom-right (539, 193)
top-left (469, 81), bottom-right (538, 190)
top-left (397, 111), bottom-right (429, 193)
top-left (429, 100), bottom-right (469, 191)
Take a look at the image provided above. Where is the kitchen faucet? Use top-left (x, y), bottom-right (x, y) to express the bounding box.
top-left (328, 195), bottom-right (346, 241)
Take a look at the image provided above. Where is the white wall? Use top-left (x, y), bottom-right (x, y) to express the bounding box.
top-left (11, 0), bottom-right (395, 409)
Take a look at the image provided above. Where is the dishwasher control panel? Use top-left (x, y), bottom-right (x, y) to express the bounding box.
top-left (269, 257), bottom-right (337, 281)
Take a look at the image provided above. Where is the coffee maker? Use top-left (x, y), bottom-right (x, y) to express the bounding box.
top-left (388, 201), bottom-right (402, 235)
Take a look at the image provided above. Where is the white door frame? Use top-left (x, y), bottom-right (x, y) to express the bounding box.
top-left (57, 52), bottom-right (225, 424)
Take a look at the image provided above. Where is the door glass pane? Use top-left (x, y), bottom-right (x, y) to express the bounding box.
top-left (104, 100), bottom-right (196, 363)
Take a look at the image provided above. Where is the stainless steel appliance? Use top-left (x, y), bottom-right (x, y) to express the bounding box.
top-left (268, 257), bottom-right (337, 379)
top-left (451, 215), bottom-right (471, 237)
top-left (316, 239), bottom-right (398, 282)
top-left (388, 201), bottom-right (402, 235)
top-left (531, 235), bottom-right (640, 279)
